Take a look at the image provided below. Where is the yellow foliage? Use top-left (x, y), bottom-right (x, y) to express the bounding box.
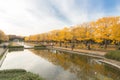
top-left (25, 16), bottom-right (120, 44)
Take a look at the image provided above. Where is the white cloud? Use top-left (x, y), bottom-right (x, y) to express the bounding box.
top-left (0, 0), bottom-right (67, 36)
top-left (0, 0), bottom-right (119, 36)
top-left (49, 0), bottom-right (105, 24)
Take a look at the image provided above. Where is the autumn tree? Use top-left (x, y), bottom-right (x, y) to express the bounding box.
top-left (0, 29), bottom-right (8, 43)
top-left (25, 16), bottom-right (120, 50)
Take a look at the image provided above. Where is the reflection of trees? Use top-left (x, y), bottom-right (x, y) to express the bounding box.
top-left (31, 50), bottom-right (120, 80)
top-left (103, 64), bottom-right (120, 79)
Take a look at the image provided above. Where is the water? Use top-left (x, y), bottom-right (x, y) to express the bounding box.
top-left (0, 49), bottom-right (120, 80)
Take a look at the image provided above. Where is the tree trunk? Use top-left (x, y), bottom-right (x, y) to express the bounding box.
top-left (87, 41), bottom-right (91, 50)
top-left (59, 41), bottom-right (62, 47)
top-left (104, 39), bottom-right (107, 49)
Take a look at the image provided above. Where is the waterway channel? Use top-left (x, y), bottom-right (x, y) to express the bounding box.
top-left (0, 48), bottom-right (120, 80)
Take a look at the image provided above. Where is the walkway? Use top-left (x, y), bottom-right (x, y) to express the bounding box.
top-left (52, 46), bottom-right (106, 56)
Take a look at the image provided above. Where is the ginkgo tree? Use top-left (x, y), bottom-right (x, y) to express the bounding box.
top-left (25, 16), bottom-right (120, 50)
top-left (0, 29), bottom-right (8, 43)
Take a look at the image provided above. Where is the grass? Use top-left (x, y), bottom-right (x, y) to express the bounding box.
top-left (0, 55), bottom-right (2, 60)
top-left (34, 45), bottom-right (46, 47)
top-left (34, 45), bottom-right (47, 50)
top-left (105, 50), bottom-right (120, 61)
top-left (8, 46), bottom-right (24, 48)
top-left (0, 54), bottom-right (4, 60)
top-left (0, 69), bottom-right (44, 80)
top-left (0, 49), bottom-right (7, 60)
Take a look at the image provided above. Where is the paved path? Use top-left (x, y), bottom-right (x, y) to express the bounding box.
top-left (53, 47), bottom-right (106, 56)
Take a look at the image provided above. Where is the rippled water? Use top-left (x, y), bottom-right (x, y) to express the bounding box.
top-left (0, 49), bottom-right (120, 80)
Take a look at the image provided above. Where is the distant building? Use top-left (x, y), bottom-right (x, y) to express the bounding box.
top-left (8, 35), bottom-right (24, 42)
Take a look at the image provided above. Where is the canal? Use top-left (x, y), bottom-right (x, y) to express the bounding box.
top-left (0, 48), bottom-right (120, 80)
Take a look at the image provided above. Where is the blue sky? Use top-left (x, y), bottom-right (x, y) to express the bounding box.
top-left (0, 0), bottom-right (120, 36)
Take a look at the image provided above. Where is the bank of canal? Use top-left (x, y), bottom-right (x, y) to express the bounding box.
top-left (0, 48), bottom-right (120, 80)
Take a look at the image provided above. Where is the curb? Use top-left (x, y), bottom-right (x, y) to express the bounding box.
top-left (0, 49), bottom-right (8, 67)
top-left (98, 59), bottom-right (120, 70)
top-left (48, 47), bottom-right (105, 59)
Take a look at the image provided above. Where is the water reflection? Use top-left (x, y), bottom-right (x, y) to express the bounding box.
top-left (8, 48), bottom-right (24, 52)
top-left (0, 49), bottom-right (120, 80)
top-left (31, 49), bottom-right (120, 80)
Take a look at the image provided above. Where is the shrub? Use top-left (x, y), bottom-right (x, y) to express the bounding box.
top-left (8, 46), bottom-right (24, 48)
top-left (34, 45), bottom-right (46, 47)
top-left (0, 69), bottom-right (44, 80)
top-left (34, 45), bottom-right (47, 50)
top-left (105, 50), bottom-right (120, 61)
top-left (12, 72), bottom-right (44, 80)
top-left (0, 69), bottom-right (26, 73)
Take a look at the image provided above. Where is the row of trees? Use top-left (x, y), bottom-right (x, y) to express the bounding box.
top-left (0, 29), bottom-right (8, 43)
top-left (25, 16), bottom-right (120, 50)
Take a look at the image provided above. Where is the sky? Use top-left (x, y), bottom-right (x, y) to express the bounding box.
top-left (0, 0), bottom-right (120, 36)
